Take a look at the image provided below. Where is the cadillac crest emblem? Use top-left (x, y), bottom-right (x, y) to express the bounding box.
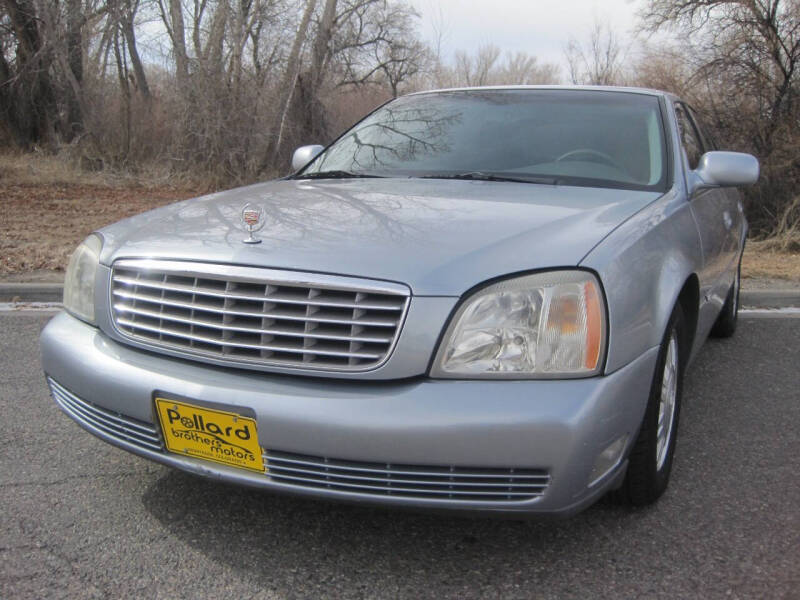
top-left (241, 203), bottom-right (265, 244)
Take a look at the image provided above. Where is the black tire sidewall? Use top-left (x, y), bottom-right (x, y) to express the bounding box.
top-left (620, 303), bottom-right (686, 505)
top-left (711, 258), bottom-right (741, 338)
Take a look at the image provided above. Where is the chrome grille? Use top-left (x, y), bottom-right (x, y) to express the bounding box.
top-left (265, 450), bottom-right (550, 502)
top-left (47, 378), bottom-right (163, 452)
top-left (110, 260), bottom-right (410, 371)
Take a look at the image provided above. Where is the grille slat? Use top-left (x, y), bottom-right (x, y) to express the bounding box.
top-left (264, 450), bottom-right (550, 502)
top-left (113, 291), bottom-right (401, 327)
top-left (113, 275), bottom-right (406, 310)
top-left (266, 463), bottom-right (549, 489)
top-left (48, 378), bottom-right (163, 452)
top-left (265, 453), bottom-right (550, 480)
top-left (111, 261), bottom-right (410, 371)
top-left (266, 472), bottom-right (540, 497)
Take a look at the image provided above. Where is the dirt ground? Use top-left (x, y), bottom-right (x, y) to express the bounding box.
top-left (1, 182), bottom-right (199, 275)
top-left (2, 159), bottom-right (799, 283)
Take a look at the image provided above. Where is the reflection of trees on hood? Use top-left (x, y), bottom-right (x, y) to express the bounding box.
top-left (317, 103), bottom-right (463, 171)
top-left (157, 183), bottom-right (460, 247)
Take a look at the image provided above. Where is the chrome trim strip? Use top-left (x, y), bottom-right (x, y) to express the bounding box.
top-left (266, 472), bottom-right (543, 497)
top-left (265, 454), bottom-right (550, 480)
top-left (113, 275), bottom-right (405, 310)
top-left (266, 464), bottom-right (549, 489)
top-left (48, 378), bottom-right (163, 452)
top-left (113, 259), bottom-right (410, 296)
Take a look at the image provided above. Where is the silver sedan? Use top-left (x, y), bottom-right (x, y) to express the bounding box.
top-left (41, 86), bottom-right (759, 516)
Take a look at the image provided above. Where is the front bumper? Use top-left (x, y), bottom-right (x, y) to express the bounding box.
top-left (40, 312), bottom-right (659, 516)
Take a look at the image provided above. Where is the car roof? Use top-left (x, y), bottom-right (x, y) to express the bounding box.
top-left (406, 85), bottom-right (678, 101)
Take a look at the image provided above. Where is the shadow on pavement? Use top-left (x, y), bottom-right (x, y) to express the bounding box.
top-left (141, 469), bottom-right (635, 595)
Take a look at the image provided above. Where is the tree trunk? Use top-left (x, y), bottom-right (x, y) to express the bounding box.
top-left (1, 0), bottom-right (58, 146)
top-left (310, 0), bottom-right (337, 93)
top-left (64, 0), bottom-right (85, 139)
top-left (205, 0), bottom-right (229, 77)
top-left (113, 27), bottom-right (132, 157)
top-left (167, 0), bottom-right (190, 89)
top-left (120, 0), bottom-right (151, 100)
top-left (262, 0), bottom-right (318, 172)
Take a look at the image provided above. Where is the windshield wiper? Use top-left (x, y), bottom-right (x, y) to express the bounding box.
top-left (294, 170), bottom-right (384, 180)
top-left (419, 171), bottom-right (558, 185)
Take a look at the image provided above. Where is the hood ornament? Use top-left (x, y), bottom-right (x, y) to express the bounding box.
top-left (241, 203), bottom-right (265, 244)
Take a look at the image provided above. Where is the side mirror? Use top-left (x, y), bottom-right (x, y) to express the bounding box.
top-left (291, 144), bottom-right (324, 172)
top-left (689, 151), bottom-right (759, 196)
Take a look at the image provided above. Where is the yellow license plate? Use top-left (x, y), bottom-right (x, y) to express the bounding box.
top-left (155, 397), bottom-right (265, 473)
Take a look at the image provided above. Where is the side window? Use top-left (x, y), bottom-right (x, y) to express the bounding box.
top-left (674, 103), bottom-right (705, 170)
top-left (686, 105), bottom-right (717, 151)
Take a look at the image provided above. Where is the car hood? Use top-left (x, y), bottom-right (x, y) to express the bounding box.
top-left (100, 178), bottom-right (661, 296)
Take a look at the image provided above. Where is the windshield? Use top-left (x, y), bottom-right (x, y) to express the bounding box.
top-left (300, 89), bottom-right (669, 191)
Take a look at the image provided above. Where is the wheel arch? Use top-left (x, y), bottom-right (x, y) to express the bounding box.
top-left (674, 273), bottom-right (700, 366)
top-left (580, 187), bottom-right (704, 374)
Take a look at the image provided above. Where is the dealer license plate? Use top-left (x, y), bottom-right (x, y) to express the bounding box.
top-left (155, 397), bottom-right (265, 473)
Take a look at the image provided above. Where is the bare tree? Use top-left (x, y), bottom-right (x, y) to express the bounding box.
top-left (0, 0), bottom-right (58, 145)
top-left (641, 0), bottom-right (800, 156)
top-left (499, 51), bottom-right (559, 84)
top-left (334, 0), bottom-right (426, 96)
top-left (638, 0), bottom-right (800, 235)
top-left (453, 44), bottom-right (501, 86)
top-left (0, 0), bottom-right (564, 185)
top-left (565, 18), bottom-right (625, 85)
top-left (118, 0), bottom-right (150, 100)
top-left (157, 0), bottom-right (189, 88)
top-left (263, 0), bottom-right (318, 169)
top-left (437, 44), bottom-right (559, 88)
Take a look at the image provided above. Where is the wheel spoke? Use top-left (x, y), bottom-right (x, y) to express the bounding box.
top-left (656, 333), bottom-right (679, 471)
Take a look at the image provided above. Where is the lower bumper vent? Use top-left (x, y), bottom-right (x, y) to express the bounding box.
top-left (48, 377), bottom-right (163, 452)
top-left (264, 450), bottom-right (550, 501)
top-left (48, 378), bottom-right (550, 503)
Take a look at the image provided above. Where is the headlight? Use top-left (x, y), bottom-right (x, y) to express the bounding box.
top-left (63, 234), bottom-right (102, 324)
top-left (431, 270), bottom-right (606, 378)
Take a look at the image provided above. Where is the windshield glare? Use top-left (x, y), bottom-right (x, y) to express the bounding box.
top-left (303, 90), bottom-right (669, 191)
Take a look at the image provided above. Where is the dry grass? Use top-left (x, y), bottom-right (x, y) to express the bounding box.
top-left (0, 149), bottom-right (214, 189)
top-left (1, 152), bottom-right (204, 275)
top-left (750, 196), bottom-right (800, 253)
top-left (742, 242), bottom-right (800, 281)
top-left (0, 150), bottom-right (110, 187)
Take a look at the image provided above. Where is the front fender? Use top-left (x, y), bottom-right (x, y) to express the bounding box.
top-left (581, 187), bottom-right (702, 374)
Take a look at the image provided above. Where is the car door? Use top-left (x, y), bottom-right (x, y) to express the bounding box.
top-left (686, 104), bottom-right (745, 269)
top-left (674, 102), bottom-right (736, 329)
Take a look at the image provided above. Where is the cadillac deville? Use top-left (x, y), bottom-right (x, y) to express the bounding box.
top-left (40, 87), bottom-right (759, 516)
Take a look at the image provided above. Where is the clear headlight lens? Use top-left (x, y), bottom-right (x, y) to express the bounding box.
top-left (432, 270), bottom-right (606, 378)
top-left (63, 234), bottom-right (102, 324)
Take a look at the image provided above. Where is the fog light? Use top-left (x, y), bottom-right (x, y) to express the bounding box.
top-left (589, 435), bottom-right (628, 486)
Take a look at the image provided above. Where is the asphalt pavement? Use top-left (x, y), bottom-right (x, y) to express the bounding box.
top-left (1, 312), bottom-right (798, 599)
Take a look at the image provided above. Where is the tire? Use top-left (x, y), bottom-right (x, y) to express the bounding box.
top-left (612, 303), bottom-right (685, 506)
top-left (710, 258), bottom-right (741, 338)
